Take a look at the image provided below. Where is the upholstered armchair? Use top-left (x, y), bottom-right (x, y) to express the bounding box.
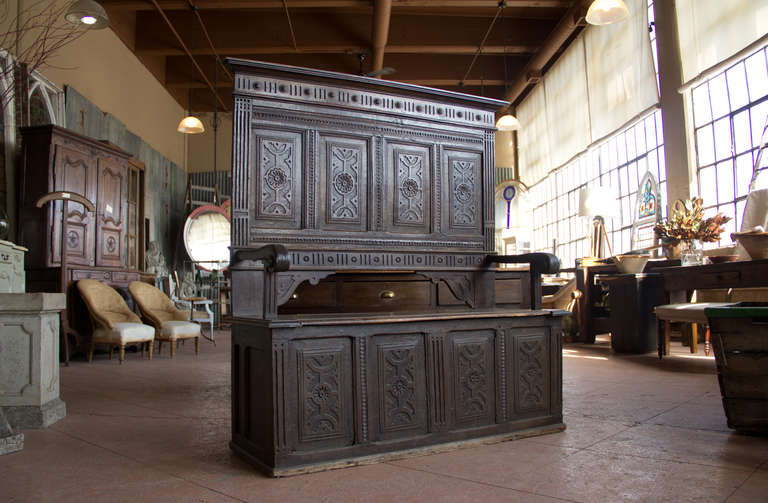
top-left (128, 281), bottom-right (201, 358)
top-left (76, 279), bottom-right (155, 364)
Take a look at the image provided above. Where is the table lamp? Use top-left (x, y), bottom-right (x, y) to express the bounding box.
top-left (578, 186), bottom-right (619, 259)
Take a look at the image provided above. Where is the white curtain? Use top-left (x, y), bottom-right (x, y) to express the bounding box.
top-left (584, 0), bottom-right (659, 141)
top-left (544, 37), bottom-right (591, 170)
top-left (517, 83), bottom-right (551, 187)
top-left (676, 0), bottom-right (768, 86)
top-left (516, 0), bottom-right (658, 185)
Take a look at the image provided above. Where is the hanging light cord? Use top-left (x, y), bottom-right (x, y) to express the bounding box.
top-left (185, 0), bottom-right (232, 81)
top-left (149, 0), bottom-right (228, 111)
top-left (460, 0), bottom-right (506, 86)
top-left (282, 0), bottom-right (299, 51)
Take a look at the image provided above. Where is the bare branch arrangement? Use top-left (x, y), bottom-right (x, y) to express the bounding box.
top-left (0, 0), bottom-right (87, 112)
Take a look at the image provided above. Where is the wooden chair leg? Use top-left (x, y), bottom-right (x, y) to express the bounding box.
top-left (109, 346), bottom-right (114, 360)
top-left (140, 342), bottom-right (145, 359)
top-left (148, 341), bottom-right (153, 360)
top-left (119, 344), bottom-right (125, 364)
top-left (158, 340), bottom-right (163, 354)
top-left (195, 337), bottom-right (199, 354)
top-left (664, 321), bottom-right (671, 357)
top-left (88, 340), bottom-right (95, 363)
top-left (170, 340), bottom-right (176, 358)
top-left (705, 325), bottom-right (711, 356)
top-left (691, 323), bottom-right (698, 354)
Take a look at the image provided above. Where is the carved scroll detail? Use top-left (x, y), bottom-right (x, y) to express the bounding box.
top-left (423, 271), bottom-right (475, 308)
top-left (276, 271), bottom-right (334, 306)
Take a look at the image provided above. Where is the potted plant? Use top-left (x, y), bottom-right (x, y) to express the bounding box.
top-left (653, 197), bottom-right (731, 265)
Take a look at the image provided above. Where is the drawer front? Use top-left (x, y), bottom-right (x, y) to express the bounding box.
top-left (71, 269), bottom-right (112, 282)
top-left (112, 271), bottom-right (140, 285)
top-left (341, 281), bottom-right (431, 310)
top-left (283, 282), bottom-right (336, 309)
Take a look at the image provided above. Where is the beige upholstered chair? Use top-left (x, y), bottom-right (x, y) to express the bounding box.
top-left (128, 281), bottom-right (201, 358)
top-left (76, 279), bottom-right (155, 364)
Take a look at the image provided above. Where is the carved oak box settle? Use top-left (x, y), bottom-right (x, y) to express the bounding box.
top-left (226, 59), bottom-right (564, 476)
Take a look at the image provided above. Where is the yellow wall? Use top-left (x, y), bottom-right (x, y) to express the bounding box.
top-left (187, 112), bottom-right (232, 173)
top-left (8, 0), bottom-right (185, 168)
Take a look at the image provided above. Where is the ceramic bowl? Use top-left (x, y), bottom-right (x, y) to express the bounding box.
top-left (613, 254), bottom-right (650, 274)
top-left (707, 254), bottom-right (740, 264)
top-left (732, 231), bottom-right (768, 260)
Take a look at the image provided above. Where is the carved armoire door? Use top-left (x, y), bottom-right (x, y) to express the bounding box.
top-left (51, 144), bottom-right (97, 267)
top-left (95, 157), bottom-right (127, 267)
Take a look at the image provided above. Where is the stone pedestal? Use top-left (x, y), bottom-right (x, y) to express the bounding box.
top-left (0, 293), bottom-right (67, 428)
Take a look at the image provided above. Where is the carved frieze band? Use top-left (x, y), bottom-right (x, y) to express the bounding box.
top-left (515, 334), bottom-right (548, 413)
top-left (287, 250), bottom-right (487, 270)
top-left (234, 75), bottom-right (496, 128)
top-left (298, 349), bottom-right (345, 443)
top-left (248, 233), bottom-right (485, 250)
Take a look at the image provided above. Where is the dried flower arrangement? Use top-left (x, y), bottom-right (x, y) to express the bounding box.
top-left (654, 197), bottom-right (731, 243)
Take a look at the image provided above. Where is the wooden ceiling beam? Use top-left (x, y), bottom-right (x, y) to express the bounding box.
top-left (136, 44), bottom-right (539, 56)
top-left (102, 0), bottom-right (569, 11)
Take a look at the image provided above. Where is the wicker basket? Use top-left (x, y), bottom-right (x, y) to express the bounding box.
top-left (706, 304), bottom-right (768, 434)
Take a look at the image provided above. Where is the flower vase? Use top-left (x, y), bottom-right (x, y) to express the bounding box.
top-left (680, 239), bottom-right (704, 266)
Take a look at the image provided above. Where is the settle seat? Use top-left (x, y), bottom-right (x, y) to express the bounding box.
top-left (128, 281), bottom-right (201, 358)
top-left (76, 279), bottom-right (155, 364)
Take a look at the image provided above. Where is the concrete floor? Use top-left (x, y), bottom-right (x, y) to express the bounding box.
top-left (2, 331), bottom-right (767, 503)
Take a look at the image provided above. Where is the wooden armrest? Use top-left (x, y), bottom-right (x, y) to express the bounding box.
top-left (179, 296), bottom-right (206, 302)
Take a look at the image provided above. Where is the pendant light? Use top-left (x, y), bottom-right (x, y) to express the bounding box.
top-left (64, 0), bottom-right (110, 29)
top-left (496, 113), bottom-right (521, 131)
top-left (495, 4), bottom-right (520, 132)
top-left (178, 89), bottom-right (205, 134)
top-left (585, 0), bottom-right (629, 26)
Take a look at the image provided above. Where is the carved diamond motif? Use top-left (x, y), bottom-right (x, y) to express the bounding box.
top-left (517, 337), bottom-right (547, 412)
top-left (260, 140), bottom-right (294, 216)
top-left (455, 338), bottom-right (492, 424)
top-left (301, 353), bottom-right (343, 439)
top-left (395, 152), bottom-right (425, 224)
top-left (382, 347), bottom-right (417, 431)
top-left (451, 159), bottom-right (477, 226)
top-left (328, 145), bottom-right (361, 222)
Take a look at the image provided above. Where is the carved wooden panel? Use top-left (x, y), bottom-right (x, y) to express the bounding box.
top-left (52, 144), bottom-right (97, 267)
top-left (371, 334), bottom-right (427, 441)
top-left (512, 331), bottom-right (550, 415)
top-left (386, 142), bottom-right (431, 234)
top-left (251, 128), bottom-right (302, 229)
top-left (96, 157), bottom-right (126, 267)
top-left (451, 330), bottom-right (495, 427)
top-left (318, 135), bottom-right (369, 232)
top-left (294, 338), bottom-right (354, 449)
top-left (443, 149), bottom-right (482, 236)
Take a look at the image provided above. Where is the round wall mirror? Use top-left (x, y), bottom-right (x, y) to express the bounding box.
top-left (183, 204), bottom-right (230, 271)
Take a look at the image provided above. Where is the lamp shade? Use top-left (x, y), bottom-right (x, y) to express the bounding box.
top-left (65, 0), bottom-right (110, 29)
top-left (177, 116), bottom-right (205, 134)
top-left (495, 114), bottom-right (521, 131)
top-left (578, 186), bottom-right (619, 218)
top-left (585, 0), bottom-right (629, 26)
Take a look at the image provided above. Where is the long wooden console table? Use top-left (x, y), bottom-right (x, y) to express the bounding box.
top-left (660, 258), bottom-right (768, 302)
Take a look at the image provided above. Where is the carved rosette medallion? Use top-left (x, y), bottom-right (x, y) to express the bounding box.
top-left (382, 348), bottom-right (417, 430)
top-left (106, 236), bottom-right (117, 253)
top-left (396, 153), bottom-right (425, 224)
top-left (517, 338), bottom-right (546, 411)
top-left (66, 230), bottom-right (79, 248)
top-left (260, 140), bottom-right (294, 216)
top-left (300, 352), bottom-right (343, 441)
top-left (329, 145), bottom-right (361, 222)
top-left (451, 160), bottom-right (476, 226)
top-left (456, 341), bottom-right (490, 423)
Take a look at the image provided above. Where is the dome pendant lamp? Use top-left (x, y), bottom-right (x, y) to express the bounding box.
top-left (178, 89), bottom-right (205, 134)
top-left (65, 0), bottom-right (110, 29)
top-left (495, 113), bottom-right (521, 131)
top-left (585, 0), bottom-right (629, 26)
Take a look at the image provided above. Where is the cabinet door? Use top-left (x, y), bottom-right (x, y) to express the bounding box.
top-left (96, 156), bottom-right (127, 267)
top-left (51, 144), bottom-right (97, 267)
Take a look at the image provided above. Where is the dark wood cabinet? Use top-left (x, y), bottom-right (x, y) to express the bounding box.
top-left (18, 125), bottom-right (147, 357)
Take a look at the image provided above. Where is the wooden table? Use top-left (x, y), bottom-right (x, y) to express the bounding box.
top-left (660, 259), bottom-right (768, 303)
